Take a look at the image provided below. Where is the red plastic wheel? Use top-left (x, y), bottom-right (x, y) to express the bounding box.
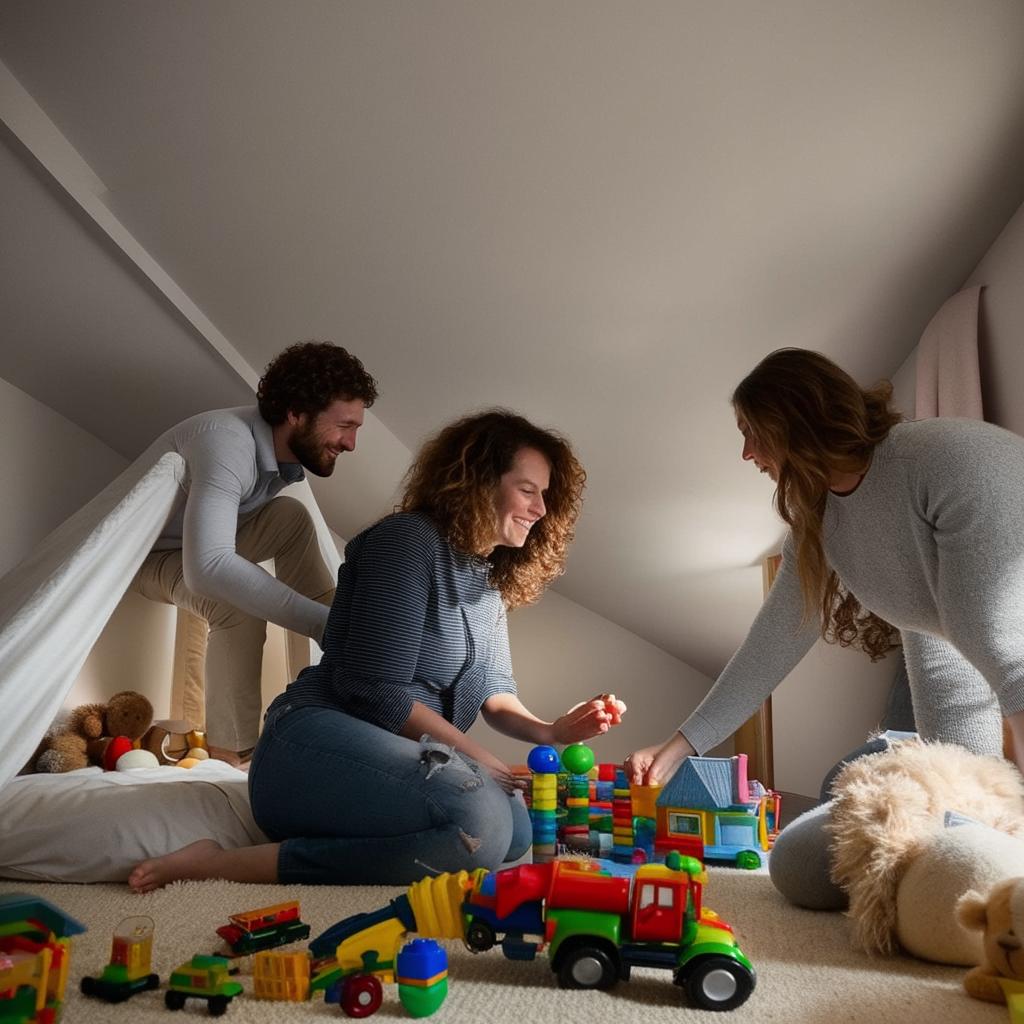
top-left (340, 973), bottom-right (383, 1018)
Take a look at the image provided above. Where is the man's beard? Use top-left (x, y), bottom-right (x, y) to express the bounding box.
top-left (290, 422), bottom-right (338, 477)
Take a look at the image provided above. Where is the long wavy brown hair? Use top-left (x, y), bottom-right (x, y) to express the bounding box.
top-left (400, 409), bottom-right (586, 608)
top-left (733, 349), bottom-right (903, 660)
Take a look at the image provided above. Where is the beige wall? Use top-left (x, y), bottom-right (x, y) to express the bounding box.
top-left (0, 376), bottom-right (126, 576)
top-left (771, 644), bottom-right (898, 797)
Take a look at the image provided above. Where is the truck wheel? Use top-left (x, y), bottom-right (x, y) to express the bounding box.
top-left (146, 973), bottom-right (161, 990)
top-left (165, 990), bottom-right (186, 1010)
top-left (466, 919), bottom-right (497, 952)
top-left (735, 849), bottom-right (761, 870)
top-left (80, 976), bottom-right (97, 996)
top-left (556, 943), bottom-right (618, 990)
top-left (679, 955), bottom-right (755, 1011)
top-left (341, 974), bottom-right (383, 1018)
top-left (208, 995), bottom-right (230, 1016)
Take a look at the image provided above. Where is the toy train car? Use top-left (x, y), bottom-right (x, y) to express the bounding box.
top-left (215, 901), bottom-right (310, 957)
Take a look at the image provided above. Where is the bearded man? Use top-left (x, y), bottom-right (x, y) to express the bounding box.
top-left (130, 341), bottom-right (377, 764)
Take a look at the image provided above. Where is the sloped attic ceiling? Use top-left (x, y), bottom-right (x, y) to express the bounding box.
top-left (1, 1), bottom-right (1023, 680)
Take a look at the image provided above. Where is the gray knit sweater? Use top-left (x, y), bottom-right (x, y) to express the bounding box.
top-left (681, 417), bottom-right (1024, 757)
top-left (141, 406), bottom-right (328, 641)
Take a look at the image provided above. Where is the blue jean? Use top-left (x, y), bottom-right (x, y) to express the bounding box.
top-left (248, 703), bottom-right (532, 885)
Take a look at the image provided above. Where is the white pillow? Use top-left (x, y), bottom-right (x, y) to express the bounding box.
top-left (0, 761), bottom-right (267, 883)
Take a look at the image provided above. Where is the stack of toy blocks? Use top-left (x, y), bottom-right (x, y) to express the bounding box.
top-left (559, 743), bottom-right (595, 853)
top-left (527, 746), bottom-right (560, 862)
top-left (589, 764), bottom-right (616, 858)
top-left (612, 769), bottom-right (635, 862)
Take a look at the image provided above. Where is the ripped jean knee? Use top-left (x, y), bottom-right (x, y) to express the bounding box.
top-left (416, 734), bottom-right (514, 871)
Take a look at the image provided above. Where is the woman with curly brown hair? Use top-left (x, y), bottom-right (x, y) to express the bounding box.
top-left (130, 409), bottom-right (625, 890)
top-left (626, 347), bottom-right (1024, 909)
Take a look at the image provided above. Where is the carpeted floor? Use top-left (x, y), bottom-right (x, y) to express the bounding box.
top-left (2, 866), bottom-right (1002, 1023)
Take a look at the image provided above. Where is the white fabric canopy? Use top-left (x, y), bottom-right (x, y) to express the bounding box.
top-left (0, 449), bottom-right (344, 793)
top-left (0, 453), bottom-right (187, 791)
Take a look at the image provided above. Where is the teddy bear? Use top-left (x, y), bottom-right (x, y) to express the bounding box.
top-left (35, 690), bottom-right (155, 773)
top-left (956, 877), bottom-right (1024, 1011)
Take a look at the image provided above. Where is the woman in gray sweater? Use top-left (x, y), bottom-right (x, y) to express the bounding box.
top-left (626, 347), bottom-right (1024, 907)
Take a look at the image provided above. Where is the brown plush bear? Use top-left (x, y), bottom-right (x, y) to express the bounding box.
top-left (35, 690), bottom-right (154, 773)
top-left (957, 877), bottom-right (1024, 1007)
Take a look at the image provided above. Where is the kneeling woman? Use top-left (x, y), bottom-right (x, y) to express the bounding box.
top-left (130, 409), bottom-right (625, 890)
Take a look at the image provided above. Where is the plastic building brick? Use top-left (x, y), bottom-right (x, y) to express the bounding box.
top-left (396, 939), bottom-right (448, 1018)
top-left (80, 915), bottom-right (159, 1003)
top-left (251, 950), bottom-right (311, 1002)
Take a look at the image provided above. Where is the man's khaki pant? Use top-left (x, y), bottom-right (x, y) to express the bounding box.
top-left (131, 496), bottom-right (335, 751)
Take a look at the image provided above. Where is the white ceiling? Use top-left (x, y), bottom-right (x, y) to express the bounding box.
top-left (1, 1), bottom-right (1023, 679)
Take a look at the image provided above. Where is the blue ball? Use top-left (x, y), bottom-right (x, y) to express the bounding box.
top-left (527, 745), bottom-right (561, 773)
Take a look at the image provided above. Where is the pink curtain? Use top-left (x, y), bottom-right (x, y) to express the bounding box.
top-left (914, 285), bottom-right (983, 420)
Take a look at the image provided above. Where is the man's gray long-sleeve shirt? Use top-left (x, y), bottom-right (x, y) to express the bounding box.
top-left (681, 418), bottom-right (1024, 756)
top-left (140, 406), bottom-right (329, 641)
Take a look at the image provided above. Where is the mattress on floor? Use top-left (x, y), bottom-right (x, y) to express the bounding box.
top-left (0, 760), bottom-right (267, 883)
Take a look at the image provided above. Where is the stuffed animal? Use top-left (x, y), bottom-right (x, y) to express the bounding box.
top-left (35, 690), bottom-right (154, 773)
top-left (957, 877), bottom-right (1024, 1011)
top-left (827, 738), bottom-right (1024, 962)
top-left (140, 719), bottom-right (210, 768)
top-left (897, 823), bottom-right (1024, 966)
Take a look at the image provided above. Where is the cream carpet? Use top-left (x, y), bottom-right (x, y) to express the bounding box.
top-left (3, 868), bottom-right (1001, 1024)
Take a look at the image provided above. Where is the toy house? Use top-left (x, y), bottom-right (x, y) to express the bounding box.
top-left (0, 893), bottom-right (86, 1023)
top-left (654, 754), bottom-right (780, 868)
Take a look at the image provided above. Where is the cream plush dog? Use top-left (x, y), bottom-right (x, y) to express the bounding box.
top-left (828, 739), bottom-right (1024, 963)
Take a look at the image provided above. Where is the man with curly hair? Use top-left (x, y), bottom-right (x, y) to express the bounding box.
top-left (129, 341), bottom-right (378, 765)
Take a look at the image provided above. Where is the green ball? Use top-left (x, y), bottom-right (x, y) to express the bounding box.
top-left (560, 743), bottom-right (595, 775)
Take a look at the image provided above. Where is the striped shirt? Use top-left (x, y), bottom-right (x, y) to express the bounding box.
top-left (270, 511), bottom-right (518, 733)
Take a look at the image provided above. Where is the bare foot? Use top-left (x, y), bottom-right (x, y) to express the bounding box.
top-left (129, 838), bottom-right (224, 893)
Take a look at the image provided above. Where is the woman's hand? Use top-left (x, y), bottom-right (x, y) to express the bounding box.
top-left (472, 749), bottom-right (527, 795)
top-left (550, 693), bottom-right (627, 745)
top-left (624, 731), bottom-right (695, 786)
